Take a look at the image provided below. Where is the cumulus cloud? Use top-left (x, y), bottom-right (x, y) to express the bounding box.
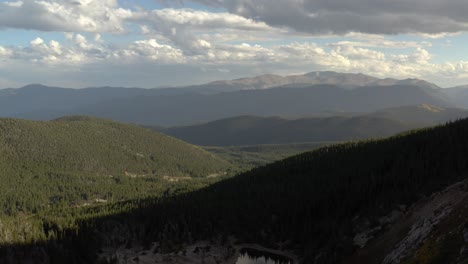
top-left (1, 34), bottom-right (466, 86)
top-left (0, 46), bottom-right (12, 57)
top-left (2, 34), bottom-right (468, 88)
top-left (116, 39), bottom-right (185, 63)
top-left (188, 0), bottom-right (468, 35)
top-left (0, 35), bottom-right (189, 66)
top-left (0, 0), bottom-right (132, 33)
top-left (147, 8), bottom-right (271, 31)
top-left (132, 8), bottom-right (278, 55)
top-left (1, 0), bottom-right (468, 88)
top-left (0, 2), bottom-right (278, 55)
top-left (329, 40), bottom-right (432, 49)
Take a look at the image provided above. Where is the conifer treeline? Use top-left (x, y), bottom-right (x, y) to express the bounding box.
top-left (134, 120), bottom-right (468, 262)
top-left (3, 118), bottom-right (468, 263)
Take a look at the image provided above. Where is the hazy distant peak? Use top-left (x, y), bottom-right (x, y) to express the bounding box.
top-left (215, 74), bottom-right (282, 82)
top-left (208, 74), bottom-right (287, 89)
top-left (21, 84), bottom-right (50, 89)
top-left (304, 71), bottom-right (338, 77)
top-left (371, 78), bottom-right (400, 86)
top-left (18, 84), bottom-right (71, 93)
top-left (304, 71), bottom-right (373, 78)
top-left (204, 71), bottom-right (440, 91)
top-left (396, 79), bottom-right (440, 90)
top-left (206, 71), bottom-right (379, 90)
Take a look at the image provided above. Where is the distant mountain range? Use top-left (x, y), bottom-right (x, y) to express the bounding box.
top-left (1, 71), bottom-right (467, 126)
top-left (69, 84), bottom-right (455, 126)
top-left (203, 71), bottom-right (441, 91)
top-left (158, 105), bottom-right (468, 146)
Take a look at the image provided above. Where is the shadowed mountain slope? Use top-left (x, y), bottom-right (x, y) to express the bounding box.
top-left (159, 105), bottom-right (468, 146)
top-left (0, 72), bottom-right (453, 126)
top-left (68, 84), bottom-right (453, 126)
top-left (160, 115), bottom-right (408, 146)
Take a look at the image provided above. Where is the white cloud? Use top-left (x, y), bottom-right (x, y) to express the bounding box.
top-left (131, 8), bottom-right (280, 55)
top-left (0, 46), bottom-right (12, 57)
top-left (329, 40), bottom-right (431, 49)
top-left (2, 35), bottom-right (468, 87)
top-left (4, 1), bottom-right (23, 7)
top-left (93, 33), bottom-right (103, 43)
top-left (48, 40), bottom-right (62, 54)
top-left (30, 37), bottom-right (44, 46)
top-left (118, 39), bottom-right (185, 63)
top-left (392, 48), bottom-right (431, 65)
top-left (147, 8), bottom-right (272, 31)
top-left (74, 34), bottom-right (89, 49)
top-left (0, 0), bottom-right (133, 33)
top-left (2, 1), bottom-right (468, 88)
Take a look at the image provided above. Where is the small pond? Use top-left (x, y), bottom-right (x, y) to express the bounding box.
top-left (235, 248), bottom-right (293, 264)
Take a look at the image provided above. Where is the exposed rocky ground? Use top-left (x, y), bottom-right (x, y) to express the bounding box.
top-left (346, 179), bottom-right (468, 264)
top-left (99, 241), bottom-right (298, 264)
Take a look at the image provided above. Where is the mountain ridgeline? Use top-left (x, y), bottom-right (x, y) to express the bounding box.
top-left (50, 84), bottom-right (454, 126)
top-left (159, 105), bottom-right (468, 146)
top-left (1, 71), bottom-right (461, 126)
top-left (160, 115), bottom-right (409, 146)
top-left (8, 117), bottom-right (468, 264)
top-left (191, 71), bottom-right (441, 91)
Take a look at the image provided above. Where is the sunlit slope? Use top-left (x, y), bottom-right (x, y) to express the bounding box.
top-left (0, 116), bottom-right (232, 214)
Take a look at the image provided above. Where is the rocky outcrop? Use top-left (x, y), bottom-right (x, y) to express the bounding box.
top-left (382, 181), bottom-right (468, 264)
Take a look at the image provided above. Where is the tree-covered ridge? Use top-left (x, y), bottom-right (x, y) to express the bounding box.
top-left (159, 105), bottom-right (468, 146)
top-left (0, 116), bottom-right (233, 216)
top-left (3, 117), bottom-right (468, 263)
top-left (58, 118), bottom-right (468, 263)
top-left (1, 116), bottom-right (230, 176)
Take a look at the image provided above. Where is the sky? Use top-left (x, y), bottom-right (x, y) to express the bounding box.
top-left (1, 0), bottom-right (468, 88)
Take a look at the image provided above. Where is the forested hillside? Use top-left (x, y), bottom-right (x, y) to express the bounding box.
top-left (160, 115), bottom-right (409, 146)
top-left (5, 118), bottom-right (468, 263)
top-left (116, 118), bottom-right (468, 263)
top-left (0, 116), bottom-right (233, 217)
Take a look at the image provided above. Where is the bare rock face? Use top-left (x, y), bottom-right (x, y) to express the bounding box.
top-left (382, 206), bottom-right (453, 264)
top-left (382, 181), bottom-right (468, 264)
top-left (353, 209), bottom-right (405, 249)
